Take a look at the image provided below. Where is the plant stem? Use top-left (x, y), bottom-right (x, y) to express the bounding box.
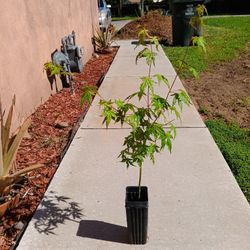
top-left (165, 46), bottom-right (189, 100)
top-left (152, 46), bottom-right (189, 125)
top-left (147, 44), bottom-right (153, 111)
top-left (147, 43), bottom-right (154, 121)
top-left (138, 165), bottom-right (142, 199)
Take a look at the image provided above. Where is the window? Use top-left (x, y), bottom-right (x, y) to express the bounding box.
top-left (98, 0), bottom-right (105, 8)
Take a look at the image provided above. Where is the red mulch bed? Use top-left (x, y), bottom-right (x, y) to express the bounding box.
top-left (116, 11), bottom-right (172, 44)
top-left (0, 48), bottom-right (117, 250)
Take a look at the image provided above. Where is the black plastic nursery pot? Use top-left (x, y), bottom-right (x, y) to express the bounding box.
top-left (125, 186), bottom-right (148, 244)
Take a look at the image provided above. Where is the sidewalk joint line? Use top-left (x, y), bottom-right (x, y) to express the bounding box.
top-left (80, 126), bottom-right (207, 130)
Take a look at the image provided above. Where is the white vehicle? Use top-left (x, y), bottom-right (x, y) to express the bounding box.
top-left (98, 0), bottom-right (112, 30)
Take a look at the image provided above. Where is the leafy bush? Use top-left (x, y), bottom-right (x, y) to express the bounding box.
top-left (206, 120), bottom-right (250, 201)
top-left (43, 62), bottom-right (69, 77)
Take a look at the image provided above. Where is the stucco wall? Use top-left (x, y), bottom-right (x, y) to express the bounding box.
top-left (0, 0), bottom-right (98, 127)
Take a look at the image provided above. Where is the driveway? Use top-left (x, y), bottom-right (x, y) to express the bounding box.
top-left (112, 20), bottom-right (131, 31)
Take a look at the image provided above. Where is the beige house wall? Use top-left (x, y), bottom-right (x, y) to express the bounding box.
top-left (0, 0), bottom-right (98, 127)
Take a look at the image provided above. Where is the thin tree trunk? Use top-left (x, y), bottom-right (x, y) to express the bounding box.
top-left (140, 0), bottom-right (145, 16)
top-left (118, 0), bottom-right (123, 17)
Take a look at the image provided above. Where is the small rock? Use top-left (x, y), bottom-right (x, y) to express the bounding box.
top-left (55, 120), bottom-right (69, 129)
top-left (92, 52), bottom-right (99, 58)
top-left (243, 63), bottom-right (250, 69)
top-left (23, 131), bottom-right (32, 139)
top-left (14, 221), bottom-right (25, 230)
top-left (243, 78), bottom-right (250, 84)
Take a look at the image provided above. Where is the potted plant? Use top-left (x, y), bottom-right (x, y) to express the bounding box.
top-left (92, 26), bottom-right (116, 54)
top-left (81, 8), bottom-right (206, 244)
top-left (0, 96), bottom-right (42, 217)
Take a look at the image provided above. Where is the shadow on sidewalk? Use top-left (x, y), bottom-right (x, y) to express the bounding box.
top-left (77, 220), bottom-right (128, 244)
top-left (33, 190), bottom-right (84, 235)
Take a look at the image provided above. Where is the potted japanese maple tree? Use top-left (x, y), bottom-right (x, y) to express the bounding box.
top-left (81, 5), bottom-right (206, 243)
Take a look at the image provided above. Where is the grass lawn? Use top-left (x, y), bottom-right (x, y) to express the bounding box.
top-left (206, 120), bottom-right (250, 202)
top-left (112, 16), bottom-right (137, 21)
top-left (164, 16), bottom-right (250, 78)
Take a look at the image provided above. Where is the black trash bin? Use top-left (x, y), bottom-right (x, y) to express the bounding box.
top-left (169, 0), bottom-right (204, 46)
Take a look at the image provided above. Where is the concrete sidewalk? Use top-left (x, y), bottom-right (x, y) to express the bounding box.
top-left (18, 41), bottom-right (250, 250)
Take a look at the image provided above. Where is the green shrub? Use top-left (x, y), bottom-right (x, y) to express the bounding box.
top-left (206, 120), bottom-right (250, 201)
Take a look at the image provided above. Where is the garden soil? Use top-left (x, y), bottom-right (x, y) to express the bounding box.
top-left (184, 43), bottom-right (250, 128)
